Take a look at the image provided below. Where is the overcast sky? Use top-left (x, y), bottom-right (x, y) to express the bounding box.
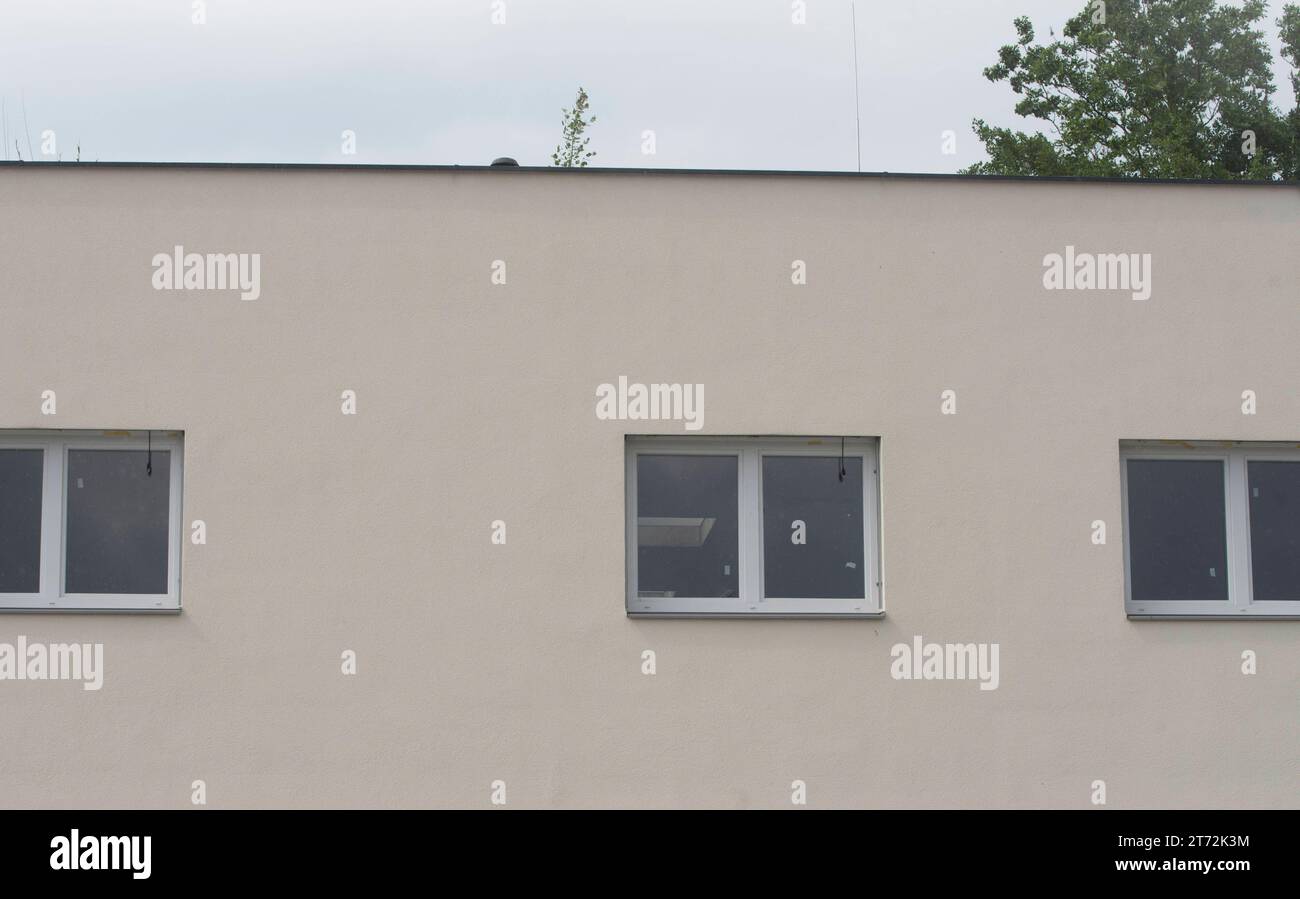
top-left (1, 0), bottom-right (1295, 171)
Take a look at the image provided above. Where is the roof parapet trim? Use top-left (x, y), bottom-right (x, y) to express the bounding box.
top-left (0, 159), bottom-right (1295, 187)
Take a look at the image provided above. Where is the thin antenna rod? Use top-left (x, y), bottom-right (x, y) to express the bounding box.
top-left (851, 2), bottom-right (861, 172)
top-left (20, 89), bottom-right (33, 161)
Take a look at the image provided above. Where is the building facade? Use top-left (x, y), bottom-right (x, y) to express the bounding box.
top-left (0, 163), bottom-right (1296, 807)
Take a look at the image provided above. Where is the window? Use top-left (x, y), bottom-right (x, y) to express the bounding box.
top-left (1121, 442), bottom-right (1300, 618)
top-left (625, 436), bottom-right (881, 617)
top-left (0, 431), bottom-right (183, 611)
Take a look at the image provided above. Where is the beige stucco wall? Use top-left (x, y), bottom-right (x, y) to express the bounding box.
top-left (0, 165), bottom-right (1296, 808)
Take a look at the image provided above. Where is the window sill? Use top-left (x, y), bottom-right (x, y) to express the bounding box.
top-left (1126, 612), bottom-right (1300, 620)
top-left (0, 606), bottom-right (182, 615)
top-left (628, 610), bottom-right (885, 620)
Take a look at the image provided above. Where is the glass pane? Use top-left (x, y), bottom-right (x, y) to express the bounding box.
top-left (636, 454), bottom-right (738, 598)
top-left (0, 449), bottom-right (44, 593)
top-left (65, 450), bottom-right (170, 595)
top-left (1247, 461), bottom-right (1300, 601)
top-left (763, 456), bottom-right (865, 598)
top-left (1126, 459), bottom-right (1227, 602)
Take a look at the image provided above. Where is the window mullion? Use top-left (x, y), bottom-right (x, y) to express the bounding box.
top-left (1226, 451), bottom-right (1252, 611)
top-left (40, 440), bottom-right (64, 606)
top-left (739, 448), bottom-right (762, 608)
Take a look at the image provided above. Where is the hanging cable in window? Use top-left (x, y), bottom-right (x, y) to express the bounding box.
top-left (146, 430), bottom-right (152, 477)
top-left (839, 436), bottom-right (846, 482)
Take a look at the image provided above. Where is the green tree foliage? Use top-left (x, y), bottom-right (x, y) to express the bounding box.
top-left (965, 0), bottom-right (1300, 179)
top-left (551, 87), bottom-right (597, 167)
top-left (1279, 3), bottom-right (1300, 178)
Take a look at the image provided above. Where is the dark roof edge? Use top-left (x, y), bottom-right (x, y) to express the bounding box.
top-left (0, 160), bottom-right (1295, 187)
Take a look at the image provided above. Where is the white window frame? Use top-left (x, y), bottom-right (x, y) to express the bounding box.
top-left (0, 430), bottom-right (183, 612)
top-left (625, 436), bottom-right (882, 618)
top-left (1121, 441), bottom-right (1300, 619)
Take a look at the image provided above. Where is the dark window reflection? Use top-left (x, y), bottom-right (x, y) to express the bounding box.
top-left (1248, 461), bottom-right (1300, 601)
top-left (763, 456), bottom-right (865, 598)
top-left (66, 450), bottom-right (170, 594)
top-left (637, 454), bottom-right (738, 598)
top-left (0, 449), bottom-right (43, 593)
top-left (1127, 459), bottom-right (1227, 602)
